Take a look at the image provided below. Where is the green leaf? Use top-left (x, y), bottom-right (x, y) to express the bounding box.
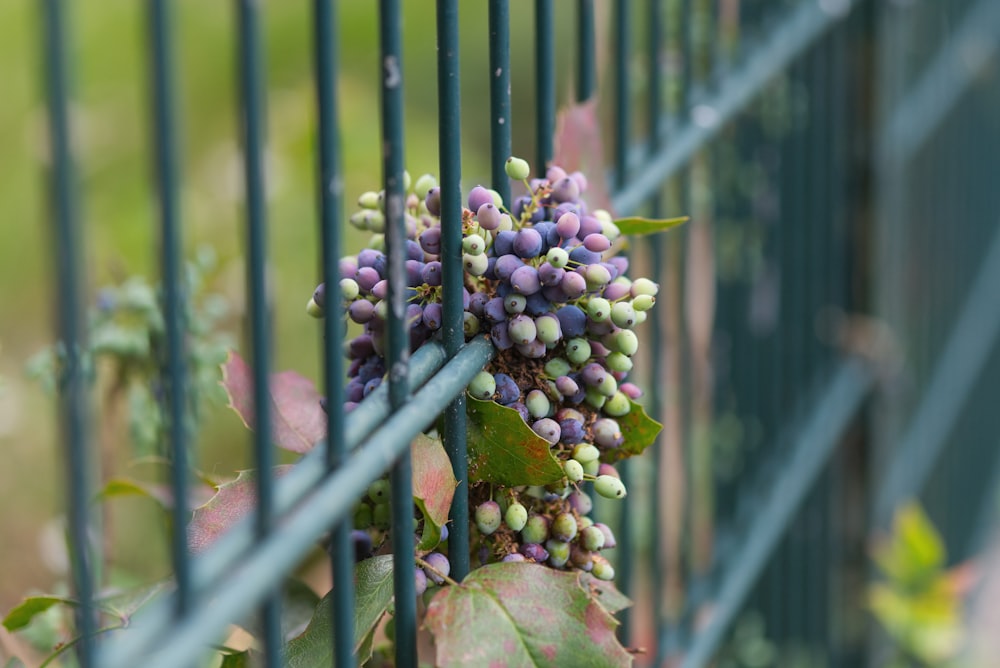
top-left (604, 399), bottom-right (662, 464)
top-left (613, 216), bottom-right (688, 236)
top-left (3, 597), bottom-right (76, 632)
top-left (411, 434), bottom-right (457, 551)
top-left (424, 562), bottom-right (632, 667)
top-left (218, 650), bottom-right (251, 668)
top-left (465, 397), bottom-right (564, 486)
top-left (285, 555), bottom-right (395, 667)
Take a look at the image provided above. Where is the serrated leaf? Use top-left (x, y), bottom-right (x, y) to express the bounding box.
top-left (2, 597), bottom-right (75, 631)
top-left (285, 555), bottom-right (394, 667)
top-left (218, 650), bottom-right (251, 668)
top-left (187, 467), bottom-right (292, 552)
top-left (465, 398), bottom-right (564, 486)
top-left (425, 562), bottom-right (632, 667)
top-left (412, 435), bottom-right (457, 551)
top-left (580, 574), bottom-right (633, 614)
top-left (613, 216), bottom-right (689, 236)
top-left (221, 351), bottom-right (326, 454)
top-left (603, 399), bottom-right (662, 464)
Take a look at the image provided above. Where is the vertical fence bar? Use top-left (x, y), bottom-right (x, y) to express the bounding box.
top-left (488, 0), bottom-right (511, 203)
top-left (437, 0), bottom-right (470, 583)
top-left (577, 0), bottom-right (595, 101)
top-left (378, 3), bottom-right (417, 666)
top-left (148, 0), bottom-right (191, 616)
top-left (535, 0), bottom-right (554, 170)
top-left (41, 2), bottom-right (96, 664)
top-left (313, 0), bottom-right (355, 664)
top-left (235, 0), bottom-right (282, 663)
top-left (646, 0), bottom-right (667, 660)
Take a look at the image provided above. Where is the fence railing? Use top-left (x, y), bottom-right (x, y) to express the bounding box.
top-left (35, 0), bottom-right (1000, 666)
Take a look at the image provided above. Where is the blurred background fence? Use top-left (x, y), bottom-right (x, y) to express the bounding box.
top-left (3, 0), bottom-right (1000, 666)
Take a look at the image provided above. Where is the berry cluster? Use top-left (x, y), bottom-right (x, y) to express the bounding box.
top-left (308, 156), bottom-right (657, 587)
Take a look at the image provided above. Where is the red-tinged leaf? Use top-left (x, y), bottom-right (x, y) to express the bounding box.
top-left (603, 399), bottom-right (663, 464)
top-left (221, 351), bottom-right (326, 453)
top-left (580, 574), bottom-right (633, 615)
top-left (553, 100), bottom-right (613, 213)
top-left (613, 216), bottom-right (690, 236)
top-left (465, 398), bottom-right (564, 486)
top-left (187, 467), bottom-right (292, 552)
top-left (425, 563), bottom-right (632, 667)
top-left (412, 434), bottom-right (457, 551)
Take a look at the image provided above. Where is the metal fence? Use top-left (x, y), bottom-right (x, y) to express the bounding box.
top-left (35, 0), bottom-right (1000, 666)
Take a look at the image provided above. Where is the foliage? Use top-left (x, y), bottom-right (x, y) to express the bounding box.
top-left (869, 502), bottom-right (971, 667)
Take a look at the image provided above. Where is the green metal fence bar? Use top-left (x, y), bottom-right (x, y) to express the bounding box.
top-left (103, 336), bottom-right (495, 668)
top-left (613, 0), bottom-right (857, 217)
top-left (147, 0), bottom-right (191, 617)
top-left (312, 0), bottom-right (355, 664)
top-left (679, 359), bottom-right (874, 668)
top-left (488, 0), bottom-right (511, 203)
top-left (377, 2), bottom-right (418, 665)
top-left (41, 1), bottom-right (96, 665)
top-left (436, 0), bottom-right (471, 582)
top-left (576, 0), bottom-right (595, 101)
top-left (235, 0), bottom-right (283, 662)
top-left (535, 0), bottom-right (554, 170)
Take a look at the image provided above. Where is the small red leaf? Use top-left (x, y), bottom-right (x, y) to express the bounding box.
top-left (221, 351), bottom-right (327, 453)
top-left (412, 435), bottom-right (457, 550)
top-left (187, 467), bottom-right (292, 552)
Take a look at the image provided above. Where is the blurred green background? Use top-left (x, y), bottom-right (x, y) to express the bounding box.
top-left (0, 0), bottom-right (581, 614)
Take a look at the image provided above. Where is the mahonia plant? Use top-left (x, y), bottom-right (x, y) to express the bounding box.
top-left (305, 156), bottom-right (681, 656)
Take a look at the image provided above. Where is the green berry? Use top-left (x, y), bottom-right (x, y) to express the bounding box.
top-left (413, 173), bottom-right (438, 197)
top-left (551, 512), bottom-right (578, 542)
top-left (368, 479), bottom-right (390, 503)
top-left (462, 234), bottom-right (486, 256)
top-left (584, 386), bottom-right (606, 409)
top-left (525, 390), bottom-right (550, 419)
top-left (595, 373), bottom-right (618, 397)
top-left (565, 338), bottom-right (592, 365)
top-left (521, 514), bottom-right (549, 544)
top-left (614, 329), bottom-right (639, 356)
top-left (358, 190), bottom-right (381, 210)
top-left (463, 312), bottom-right (480, 337)
top-left (587, 297), bottom-right (612, 322)
top-left (605, 352), bottom-right (633, 373)
top-left (353, 503), bottom-right (373, 529)
top-left (633, 294), bottom-right (656, 311)
top-left (610, 301), bottom-right (636, 328)
top-left (373, 502), bottom-right (391, 529)
top-left (546, 247), bottom-right (569, 269)
top-left (505, 156), bottom-right (531, 181)
top-left (475, 501), bottom-right (502, 535)
top-left (546, 538), bottom-right (571, 567)
top-left (591, 555), bottom-right (615, 581)
top-left (563, 459), bottom-right (585, 483)
top-left (504, 502), bottom-right (528, 532)
top-left (594, 474), bottom-right (627, 499)
top-left (463, 252), bottom-right (489, 276)
top-left (581, 525), bottom-right (606, 551)
top-left (603, 391), bottom-right (631, 417)
top-left (630, 277), bottom-right (658, 296)
top-left (340, 278), bottom-right (360, 301)
top-left (468, 370), bottom-right (496, 400)
top-left (306, 297), bottom-right (324, 318)
top-left (582, 458), bottom-right (601, 476)
top-left (572, 443), bottom-right (600, 464)
top-left (544, 357), bottom-right (571, 378)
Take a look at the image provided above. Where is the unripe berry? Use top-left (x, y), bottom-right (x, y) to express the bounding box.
top-left (594, 474), bottom-right (628, 499)
top-left (563, 458), bottom-right (585, 483)
top-left (475, 501), bottom-right (502, 535)
top-left (504, 502), bottom-right (528, 531)
top-left (521, 514), bottom-right (549, 544)
top-left (572, 443), bottom-right (601, 464)
top-left (591, 554), bottom-right (615, 581)
top-left (551, 512), bottom-right (578, 542)
top-left (505, 156), bottom-right (531, 181)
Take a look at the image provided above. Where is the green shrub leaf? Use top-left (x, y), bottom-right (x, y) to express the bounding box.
top-left (604, 399), bottom-right (662, 463)
top-left (2, 597), bottom-right (75, 632)
top-left (613, 216), bottom-right (689, 236)
top-left (465, 398), bottom-right (564, 486)
top-left (425, 562), bottom-right (632, 667)
top-left (285, 555), bottom-right (394, 667)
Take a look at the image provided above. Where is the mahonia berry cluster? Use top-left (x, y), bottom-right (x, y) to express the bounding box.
top-left (308, 156), bottom-right (657, 588)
